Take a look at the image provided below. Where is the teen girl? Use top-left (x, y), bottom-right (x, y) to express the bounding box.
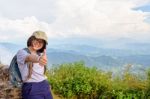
top-left (17, 31), bottom-right (53, 99)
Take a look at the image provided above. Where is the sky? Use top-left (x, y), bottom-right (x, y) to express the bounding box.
top-left (0, 0), bottom-right (150, 44)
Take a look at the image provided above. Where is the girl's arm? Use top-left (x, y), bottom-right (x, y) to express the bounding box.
top-left (25, 54), bottom-right (40, 63)
top-left (25, 50), bottom-right (47, 66)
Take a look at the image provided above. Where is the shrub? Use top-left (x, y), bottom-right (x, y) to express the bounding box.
top-left (47, 61), bottom-right (112, 98)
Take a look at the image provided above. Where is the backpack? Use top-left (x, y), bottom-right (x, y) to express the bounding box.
top-left (9, 48), bottom-right (31, 88)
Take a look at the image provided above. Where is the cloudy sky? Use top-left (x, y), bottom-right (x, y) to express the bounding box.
top-left (0, 0), bottom-right (150, 44)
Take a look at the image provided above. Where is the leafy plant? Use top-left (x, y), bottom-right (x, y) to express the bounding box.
top-left (46, 62), bottom-right (149, 99)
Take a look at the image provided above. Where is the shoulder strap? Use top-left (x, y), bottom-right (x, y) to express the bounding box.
top-left (24, 48), bottom-right (40, 56)
top-left (23, 48), bottom-right (33, 82)
top-left (23, 48), bottom-right (31, 54)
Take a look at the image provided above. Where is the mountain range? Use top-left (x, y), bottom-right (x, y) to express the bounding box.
top-left (0, 39), bottom-right (150, 72)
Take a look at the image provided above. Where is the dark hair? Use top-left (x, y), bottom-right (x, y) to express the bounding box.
top-left (27, 36), bottom-right (47, 53)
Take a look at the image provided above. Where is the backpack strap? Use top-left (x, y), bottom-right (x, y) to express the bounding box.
top-left (23, 48), bottom-right (31, 54)
top-left (23, 48), bottom-right (33, 82)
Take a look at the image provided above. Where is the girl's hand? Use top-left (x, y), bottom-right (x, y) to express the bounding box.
top-left (39, 49), bottom-right (47, 66)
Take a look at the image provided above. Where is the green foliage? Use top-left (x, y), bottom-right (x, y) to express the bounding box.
top-left (47, 61), bottom-right (111, 98)
top-left (144, 68), bottom-right (150, 98)
top-left (46, 62), bottom-right (150, 99)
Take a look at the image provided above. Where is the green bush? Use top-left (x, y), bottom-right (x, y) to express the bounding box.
top-left (46, 62), bottom-right (149, 99)
top-left (144, 68), bottom-right (150, 98)
top-left (47, 62), bottom-right (112, 98)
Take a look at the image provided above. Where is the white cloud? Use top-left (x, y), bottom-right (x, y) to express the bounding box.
top-left (0, 0), bottom-right (150, 42)
top-left (51, 0), bottom-right (150, 39)
top-left (0, 16), bottom-right (60, 41)
top-left (131, 0), bottom-right (150, 7)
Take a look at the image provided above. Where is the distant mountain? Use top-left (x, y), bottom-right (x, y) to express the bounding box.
top-left (0, 42), bottom-right (150, 71)
top-left (47, 51), bottom-right (119, 69)
top-left (120, 55), bottom-right (150, 67)
top-left (47, 51), bottom-right (90, 65)
top-left (47, 49), bottom-right (150, 69)
top-left (48, 44), bottom-right (145, 57)
top-left (0, 42), bottom-right (23, 53)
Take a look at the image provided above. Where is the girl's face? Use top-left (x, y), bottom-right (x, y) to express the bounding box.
top-left (32, 39), bottom-right (44, 51)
